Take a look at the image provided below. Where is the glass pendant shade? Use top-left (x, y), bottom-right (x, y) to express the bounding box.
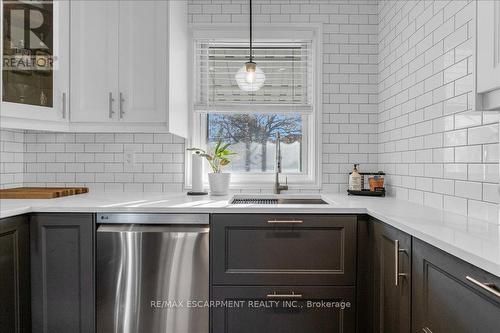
top-left (235, 62), bottom-right (266, 92)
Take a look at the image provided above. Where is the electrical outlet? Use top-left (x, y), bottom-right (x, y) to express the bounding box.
top-left (124, 149), bottom-right (136, 166)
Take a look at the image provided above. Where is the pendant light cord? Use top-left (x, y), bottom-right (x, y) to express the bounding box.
top-left (249, 0), bottom-right (253, 63)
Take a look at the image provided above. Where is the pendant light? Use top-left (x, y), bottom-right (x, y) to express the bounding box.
top-left (235, 0), bottom-right (265, 92)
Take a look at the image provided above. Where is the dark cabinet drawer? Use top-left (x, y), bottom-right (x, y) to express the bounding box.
top-left (211, 214), bottom-right (357, 285)
top-left (211, 286), bottom-right (355, 333)
top-left (412, 238), bottom-right (500, 333)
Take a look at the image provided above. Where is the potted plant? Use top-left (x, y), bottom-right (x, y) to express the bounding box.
top-left (187, 141), bottom-right (236, 196)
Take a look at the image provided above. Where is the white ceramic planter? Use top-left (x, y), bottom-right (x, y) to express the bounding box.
top-left (208, 173), bottom-right (231, 196)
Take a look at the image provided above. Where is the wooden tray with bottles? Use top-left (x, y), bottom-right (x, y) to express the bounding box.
top-left (347, 172), bottom-right (385, 197)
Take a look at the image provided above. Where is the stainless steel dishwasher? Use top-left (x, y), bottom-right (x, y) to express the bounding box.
top-left (96, 213), bottom-right (209, 333)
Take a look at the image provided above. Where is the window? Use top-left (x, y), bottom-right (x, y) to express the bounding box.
top-left (207, 113), bottom-right (304, 173)
top-left (190, 27), bottom-right (321, 188)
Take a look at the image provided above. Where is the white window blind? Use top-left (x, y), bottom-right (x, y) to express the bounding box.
top-left (194, 41), bottom-right (313, 113)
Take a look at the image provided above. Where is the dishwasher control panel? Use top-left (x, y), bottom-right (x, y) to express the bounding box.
top-left (97, 213), bottom-right (209, 225)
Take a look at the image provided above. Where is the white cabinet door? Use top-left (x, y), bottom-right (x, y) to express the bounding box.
top-left (70, 0), bottom-right (119, 123)
top-left (167, 0), bottom-right (189, 138)
top-left (477, 0), bottom-right (500, 110)
top-left (53, 0), bottom-right (70, 123)
top-left (1, 0), bottom-right (69, 129)
top-left (118, 0), bottom-right (167, 124)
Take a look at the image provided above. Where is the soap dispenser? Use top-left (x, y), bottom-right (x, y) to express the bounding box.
top-left (349, 164), bottom-right (362, 191)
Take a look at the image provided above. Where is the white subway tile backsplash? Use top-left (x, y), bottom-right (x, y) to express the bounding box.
top-left (468, 123), bottom-right (499, 145)
top-left (379, 0), bottom-right (498, 222)
top-left (424, 163), bottom-right (444, 178)
top-left (424, 191), bottom-right (443, 209)
top-left (468, 164), bottom-right (499, 183)
top-left (75, 133), bottom-right (94, 143)
top-left (467, 199), bottom-right (499, 222)
top-left (455, 180), bottom-right (482, 200)
top-left (482, 143), bottom-right (499, 163)
top-left (444, 195), bottom-right (468, 216)
top-left (454, 112), bottom-right (481, 129)
top-left (455, 145), bottom-right (482, 163)
top-left (432, 147), bottom-right (454, 163)
top-left (444, 164), bottom-right (468, 180)
top-left (482, 183), bottom-right (499, 204)
top-left (0, 2), bottom-right (497, 223)
top-left (433, 178), bottom-right (455, 194)
top-left (444, 129), bottom-right (467, 147)
top-left (6, 130), bottom-right (184, 189)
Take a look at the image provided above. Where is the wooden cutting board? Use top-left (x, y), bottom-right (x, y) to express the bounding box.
top-left (0, 187), bottom-right (89, 199)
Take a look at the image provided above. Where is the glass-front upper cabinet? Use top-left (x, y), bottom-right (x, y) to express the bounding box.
top-left (1, 0), bottom-right (69, 128)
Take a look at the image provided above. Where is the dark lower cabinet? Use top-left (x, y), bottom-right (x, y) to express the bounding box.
top-left (355, 216), bottom-right (372, 333)
top-left (371, 219), bottom-right (411, 333)
top-left (30, 213), bottom-right (95, 333)
top-left (212, 286), bottom-right (355, 333)
top-left (211, 214), bottom-right (358, 332)
top-left (211, 214), bottom-right (357, 286)
top-left (412, 238), bottom-right (500, 333)
top-left (0, 216), bottom-right (30, 333)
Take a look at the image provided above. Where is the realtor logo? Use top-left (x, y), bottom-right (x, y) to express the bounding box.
top-left (3, 0), bottom-right (55, 71)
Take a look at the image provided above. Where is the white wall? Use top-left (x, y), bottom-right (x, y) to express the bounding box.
top-left (378, 0), bottom-right (499, 222)
top-left (0, 0), bottom-right (379, 193)
top-left (0, 0), bottom-right (498, 223)
top-left (189, 0), bottom-right (379, 192)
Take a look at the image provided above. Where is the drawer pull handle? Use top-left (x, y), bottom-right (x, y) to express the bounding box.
top-left (266, 292), bottom-right (303, 299)
top-left (62, 92), bottom-right (67, 119)
top-left (394, 239), bottom-right (407, 286)
top-left (119, 92), bottom-right (125, 119)
top-left (108, 92), bottom-right (115, 118)
top-left (267, 220), bottom-right (303, 224)
top-left (466, 276), bottom-right (500, 298)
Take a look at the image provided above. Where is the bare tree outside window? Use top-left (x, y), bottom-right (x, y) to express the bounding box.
top-left (207, 113), bottom-right (303, 173)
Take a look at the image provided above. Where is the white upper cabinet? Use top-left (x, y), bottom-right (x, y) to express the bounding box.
top-left (118, 1), bottom-right (167, 124)
top-left (167, 0), bottom-right (189, 139)
top-left (1, 0), bottom-right (189, 135)
top-left (70, 0), bottom-right (119, 123)
top-left (70, 0), bottom-right (188, 134)
top-left (477, 0), bottom-right (500, 110)
top-left (1, 0), bottom-right (69, 130)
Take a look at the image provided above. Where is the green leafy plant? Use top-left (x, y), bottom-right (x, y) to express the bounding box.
top-left (187, 141), bottom-right (237, 173)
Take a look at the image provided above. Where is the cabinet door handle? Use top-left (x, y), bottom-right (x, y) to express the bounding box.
top-left (422, 327), bottom-right (433, 333)
top-left (466, 276), bottom-right (500, 298)
top-left (62, 92), bottom-right (67, 119)
top-left (267, 219), bottom-right (303, 224)
top-left (119, 92), bottom-right (125, 119)
top-left (394, 239), bottom-right (407, 286)
top-left (108, 92), bottom-right (115, 118)
top-left (266, 292), bottom-right (302, 299)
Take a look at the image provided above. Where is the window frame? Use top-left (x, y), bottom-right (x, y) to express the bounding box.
top-left (186, 24), bottom-right (323, 190)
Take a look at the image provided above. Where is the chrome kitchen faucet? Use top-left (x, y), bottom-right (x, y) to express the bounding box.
top-left (274, 133), bottom-right (289, 194)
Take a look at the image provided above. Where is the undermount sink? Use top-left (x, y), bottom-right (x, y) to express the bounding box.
top-left (230, 195), bottom-right (329, 205)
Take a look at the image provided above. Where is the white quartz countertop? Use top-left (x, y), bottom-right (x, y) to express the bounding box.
top-left (1, 192), bottom-right (499, 277)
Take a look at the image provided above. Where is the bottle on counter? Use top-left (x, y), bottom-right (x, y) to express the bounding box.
top-left (349, 164), bottom-right (362, 191)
